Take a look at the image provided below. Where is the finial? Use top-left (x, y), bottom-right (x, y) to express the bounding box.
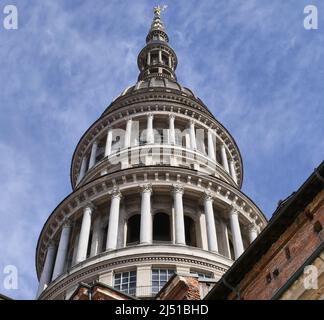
top-left (154, 5), bottom-right (167, 17)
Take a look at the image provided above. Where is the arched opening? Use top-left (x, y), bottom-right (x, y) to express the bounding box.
top-left (127, 214), bottom-right (140, 245)
top-left (184, 216), bottom-right (197, 247)
top-left (153, 212), bottom-right (171, 242)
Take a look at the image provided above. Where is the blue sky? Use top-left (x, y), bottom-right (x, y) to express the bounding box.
top-left (0, 0), bottom-right (323, 299)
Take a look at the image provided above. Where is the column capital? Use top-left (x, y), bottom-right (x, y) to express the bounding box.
top-left (203, 192), bottom-right (214, 203)
top-left (47, 239), bottom-right (57, 249)
top-left (169, 113), bottom-right (175, 120)
top-left (230, 208), bottom-right (240, 216)
top-left (189, 119), bottom-right (196, 126)
top-left (110, 187), bottom-right (122, 199)
top-left (172, 183), bottom-right (184, 195)
top-left (140, 183), bottom-right (153, 194)
top-left (247, 222), bottom-right (258, 233)
top-left (125, 116), bottom-right (133, 122)
top-left (147, 112), bottom-right (154, 119)
top-left (62, 217), bottom-right (73, 228)
top-left (84, 202), bottom-right (96, 212)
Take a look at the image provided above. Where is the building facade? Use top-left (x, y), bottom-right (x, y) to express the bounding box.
top-left (35, 8), bottom-right (267, 300)
top-left (206, 161), bottom-right (324, 300)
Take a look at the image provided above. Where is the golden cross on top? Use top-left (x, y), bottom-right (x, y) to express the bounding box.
top-left (154, 5), bottom-right (167, 17)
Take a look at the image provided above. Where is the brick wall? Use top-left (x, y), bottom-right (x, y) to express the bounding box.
top-left (228, 190), bottom-right (324, 300)
top-left (183, 277), bottom-right (200, 300)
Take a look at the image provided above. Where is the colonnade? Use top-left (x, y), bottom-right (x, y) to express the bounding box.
top-left (36, 184), bottom-right (257, 297)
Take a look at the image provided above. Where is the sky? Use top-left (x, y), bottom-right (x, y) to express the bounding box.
top-left (0, 0), bottom-right (323, 299)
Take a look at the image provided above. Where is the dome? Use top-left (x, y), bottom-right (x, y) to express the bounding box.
top-left (35, 7), bottom-right (267, 301)
top-left (119, 77), bottom-right (197, 98)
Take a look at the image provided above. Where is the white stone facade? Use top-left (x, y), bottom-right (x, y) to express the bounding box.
top-left (35, 10), bottom-right (267, 300)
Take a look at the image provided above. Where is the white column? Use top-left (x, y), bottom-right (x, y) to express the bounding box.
top-left (204, 193), bottom-right (218, 253)
top-left (189, 120), bottom-right (197, 150)
top-left (146, 113), bottom-right (154, 144)
top-left (106, 188), bottom-right (122, 250)
top-left (124, 118), bottom-right (132, 148)
top-left (88, 141), bottom-right (98, 169)
top-left (248, 223), bottom-right (258, 243)
top-left (36, 241), bottom-right (56, 298)
top-left (90, 216), bottom-right (103, 257)
top-left (52, 220), bottom-right (72, 280)
top-left (168, 55), bottom-right (172, 68)
top-left (140, 184), bottom-right (153, 244)
top-left (207, 129), bottom-right (216, 161)
top-left (158, 50), bottom-right (162, 63)
top-left (229, 209), bottom-right (244, 259)
top-left (229, 160), bottom-right (238, 184)
top-left (147, 52), bottom-right (151, 65)
top-left (185, 130), bottom-right (191, 149)
top-left (220, 143), bottom-right (230, 173)
top-left (77, 156), bottom-right (87, 184)
top-left (172, 184), bottom-right (186, 245)
top-left (105, 128), bottom-right (113, 157)
top-left (169, 114), bottom-right (175, 145)
top-left (75, 204), bottom-right (94, 264)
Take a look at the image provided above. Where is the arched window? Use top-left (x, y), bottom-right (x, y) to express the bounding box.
top-left (153, 212), bottom-right (171, 242)
top-left (127, 214), bottom-right (141, 245)
top-left (184, 216), bottom-right (196, 247)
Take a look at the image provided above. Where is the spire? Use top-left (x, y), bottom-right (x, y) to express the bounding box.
top-left (137, 6), bottom-right (178, 81)
top-left (146, 5), bottom-right (168, 43)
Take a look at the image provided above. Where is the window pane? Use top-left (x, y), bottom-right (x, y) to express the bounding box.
top-left (160, 274), bottom-right (167, 281)
top-left (122, 284), bottom-right (128, 290)
top-left (160, 270), bottom-right (167, 276)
